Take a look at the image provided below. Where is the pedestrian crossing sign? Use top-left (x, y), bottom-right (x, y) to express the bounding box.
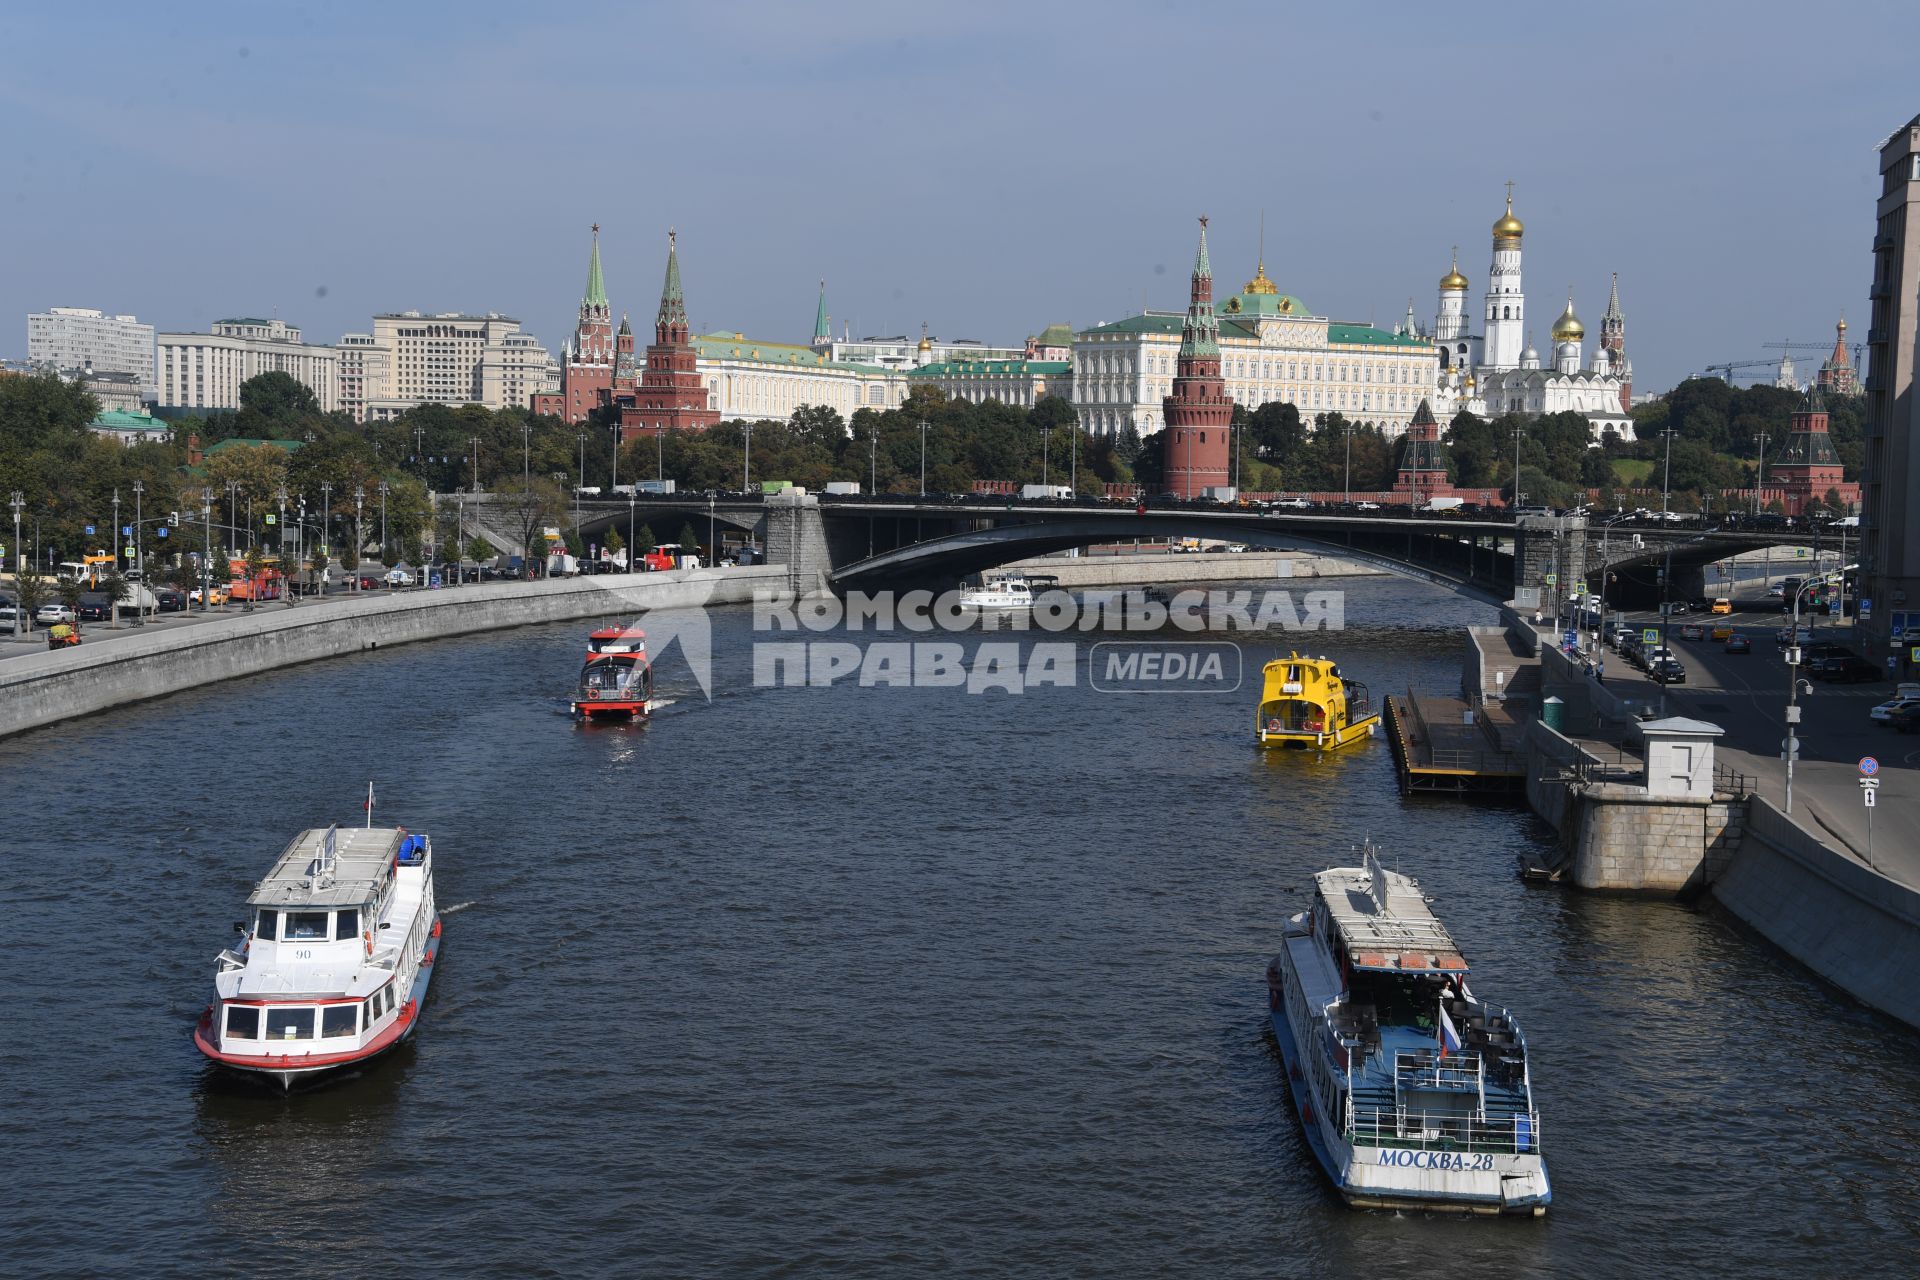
top-left (1642, 628), bottom-right (1660, 644)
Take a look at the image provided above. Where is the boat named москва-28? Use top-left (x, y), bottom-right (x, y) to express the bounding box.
top-left (1266, 845), bottom-right (1550, 1214)
top-left (194, 821), bottom-right (441, 1089)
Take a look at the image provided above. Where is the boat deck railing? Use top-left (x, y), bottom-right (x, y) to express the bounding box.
top-left (1348, 1105), bottom-right (1542, 1155)
top-left (1394, 1049), bottom-right (1484, 1094)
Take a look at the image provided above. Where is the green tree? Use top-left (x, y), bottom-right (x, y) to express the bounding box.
top-left (465, 535), bottom-right (493, 565)
top-left (242, 543), bottom-right (269, 611)
top-left (99, 567), bottom-right (131, 628)
top-left (11, 563), bottom-right (50, 622)
top-left (679, 522), bottom-right (701, 556)
top-left (239, 371), bottom-right (321, 426)
top-left (635, 524), bottom-right (656, 554)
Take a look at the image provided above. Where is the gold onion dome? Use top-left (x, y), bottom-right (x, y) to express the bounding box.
top-left (1493, 195), bottom-right (1524, 242)
top-left (1439, 259), bottom-right (1468, 292)
top-left (1552, 295), bottom-right (1584, 342)
top-left (1244, 260), bottom-right (1280, 296)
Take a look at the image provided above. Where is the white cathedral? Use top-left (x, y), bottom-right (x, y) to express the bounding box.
top-left (1419, 189), bottom-right (1636, 443)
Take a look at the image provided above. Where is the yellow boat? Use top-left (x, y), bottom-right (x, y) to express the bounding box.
top-left (1255, 652), bottom-right (1380, 750)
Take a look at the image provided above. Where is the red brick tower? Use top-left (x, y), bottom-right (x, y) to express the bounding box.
top-left (619, 228), bottom-right (719, 440)
top-left (1391, 399), bottom-right (1454, 502)
top-left (1163, 217), bottom-right (1233, 497)
top-left (1772, 386), bottom-right (1859, 515)
top-left (556, 224), bottom-right (615, 424)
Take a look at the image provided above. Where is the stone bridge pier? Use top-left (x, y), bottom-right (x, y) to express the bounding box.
top-left (1511, 514), bottom-right (1588, 612)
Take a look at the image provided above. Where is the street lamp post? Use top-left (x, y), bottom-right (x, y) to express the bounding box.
top-left (456, 493), bottom-right (466, 585)
top-left (470, 436), bottom-right (480, 492)
top-left (110, 488), bottom-right (121, 628)
top-left (378, 481), bottom-right (390, 583)
top-left (225, 481), bottom-right (239, 558)
top-left (352, 486), bottom-right (365, 593)
top-left (627, 490), bottom-right (636, 573)
top-left (575, 431), bottom-right (585, 531)
top-left (1783, 565), bottom-right (1858, 814)
top-left (522, 423), bottom-right (531, 491)
top-left (1344, 418), bottom-right (1353, 506)
top-left (277, 486), bottom-right (293, 606)
top-left (918, 420), bottom-right (931, 497)
top-left (320, 482), bottom-right (332, 592)
top-left (742, 423), bottom-right (754, 493)
top-left (1042, 424), bottom-right (1051, 492)
top-left (9, 491), bottom-right (22, 637)
top-left (200, 488), bottom-right (214, 612)
top-left (707, 494), bottom-right (715, 570)
top-left (869, 427), bottom-right (877, 496)
top-left (131, 480), bottom-right (145, 626)
top-left (1511, 424), bottom-right (1524, 510)
top-left (1660, 427), bottom-right (1675, 518)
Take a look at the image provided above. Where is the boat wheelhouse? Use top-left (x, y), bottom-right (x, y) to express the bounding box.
top-left (194, 824), bottom-right (441, 1089)
top-left (1266, 848), bottom-right (1549, 1214)
top-left (571, 625), bottom-right (653, 721)
top-left (1256, 652), bottom-right (1379, 750)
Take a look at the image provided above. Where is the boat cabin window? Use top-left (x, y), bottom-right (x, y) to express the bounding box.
top-left (335, 908), bottom-right (359, 939)
top-left (322, 1006), bottom-right (358, 1038)
top-left (224, 1005), bottom-right (260, 1039)
top-left (284, 912), bottom-right (331, 941)
top-left (255, 911), bottom-right (277, 941)
top-left (264, 1007), bottom-right (315, 1040)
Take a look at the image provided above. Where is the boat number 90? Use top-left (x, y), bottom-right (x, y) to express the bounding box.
top-left (293, 949), bottom-right (313, 960)
top-left (1373, 1150), bottom-right (1496, 1172)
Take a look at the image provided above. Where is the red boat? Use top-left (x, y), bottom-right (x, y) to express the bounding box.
top-left (571, 625), bottom-right (653, 721)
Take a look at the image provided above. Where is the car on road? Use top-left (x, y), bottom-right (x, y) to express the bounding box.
top-left (1870, 696), bottom-right (1920, 723)
top-left (189, 585), bottom-right (230, 606)
top-left (1710, 597), bottom-right (1732, 615)
top-left (1767, 584), bottom-right (1785, 598)
top-left (1678, 623), bottom-right (1706, 641)
top-left (1267, 497), bottom-right (1312, 510)
top-left (77, 594), bottom-right (112, 622)
top-left (35, 603), bottom-right (77, 627)
top-left (1724, 634), bottom-right (1752, 655)
top-left (1815, 655), bottom-right (1881, 683)
top-left (1889, 703), bottom-right (1920, 734)
top-left (154, 587), bottom-right (187, 612)
top-left (384, 568), bottom-right (415, 587)
top-left (357, 574), bottom-right (382, 590)
top-left (1648, 657), bottom-right (1687, 684)
top-left (0, 597), bottom-right (22, 629)
top-left (1353, 501), bottom-right (1381, 511)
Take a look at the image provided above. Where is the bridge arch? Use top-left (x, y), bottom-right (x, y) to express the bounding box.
top-left (828, 513), bottom-right (1512, 603)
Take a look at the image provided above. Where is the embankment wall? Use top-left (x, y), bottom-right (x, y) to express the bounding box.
top-left (0, 567), bottom-right (783, 740)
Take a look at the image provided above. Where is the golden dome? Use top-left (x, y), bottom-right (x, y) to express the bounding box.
top-left (1551, 293), bottom-right (1584, 342)
top-left (1439, 248), bottom-right (1468, 292)
top-left (1492, 191), bottom-right (1524, 243)
top-left (917, 323), bottom-right (932, 353)
top-left (1244, 260), bottom-right (1280, 296)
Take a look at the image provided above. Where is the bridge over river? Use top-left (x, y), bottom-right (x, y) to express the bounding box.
top-left (464, 491), bottom-right (1827, 605)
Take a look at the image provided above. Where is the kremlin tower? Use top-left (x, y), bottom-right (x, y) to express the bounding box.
top-left (1816, 318), bottom-right (1859, 397)
top-left (1772, 386), bottom-right (1859, 516)
top-left (552, 225), bottom-right (615, 424)
top-left (1392, 399), bottom-right (1452, 502)
top-left (618, 229), bottom-right (720, 439)
top-left (1162, 217), bottom-right (1233, 498)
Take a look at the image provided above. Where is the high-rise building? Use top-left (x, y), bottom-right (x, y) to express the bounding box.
top-left (26, 307), bottom-right (155, 395)
top-left (1162, 217), bottom-right (1232, 498)
top-left (616, 231), bottom-right (721, 438)
top-left (361, 312), bottom-right (552, 420)
top-left (1862, 113), bottom-right (1920, 665)
top-left (336, 333), bottom-right (391, 424)
top-left (157, 318), bottom-right (340, 413)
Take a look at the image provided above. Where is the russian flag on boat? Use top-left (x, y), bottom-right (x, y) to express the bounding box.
top-left (1437, 1001), bottom-right (1462, 1059)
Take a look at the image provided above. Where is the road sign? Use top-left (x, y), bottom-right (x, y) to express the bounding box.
top-left (1545, 573), bottom-right (1558, 586)
top-left (1860, 598), bottom-right (1872, 620)
top-left (1861, 757), bottom-right (1880, 776)
top-left (157, 527), bottom-right (168, 539)
top-left (1643, 628), bottom-right (1660, 644)
top-left (1866, 788), bottom-right (1877, 809)
top-left (85, 524), bottom-right (95, 535)
top-left (1575, 580), bottom-right (1588, 595)
top-left (266, 514), bottom-right (277, 526)
top-left (120, 525), bottom-right (131, 536)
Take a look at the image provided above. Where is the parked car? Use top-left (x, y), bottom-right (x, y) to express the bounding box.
top-left (1648, 657), bottom-right (1687, 684)
top-left (384, 568), bottom-right (415, 587)
top-left (77, 594), bottom-right (112, 622)
top-left (1353, 501), bottom-right (1381, 511)
top-left (189, 585), bottom-right (230, 606)
top-left (1267, 497), bottom-right (1312, 510)
top-left (1678, 623), bottom-right (1705, 641)
top-left (1869, 696), bottom-right (1920, 723)
top-left (0, 597), bottom-right (21, 629)
top-left (1816, 655), bottom-right (1881, 683)
top-left (35, 603), bottom-right (77, 627)
top-left (1724, 634), bottom-right (1752, 655)
top-left (357, 574), bottom-right (382, 590)
top-left (155, 587), bottom-right (187, 612)
top-left (1889, 703), bottom-right (1920, 734)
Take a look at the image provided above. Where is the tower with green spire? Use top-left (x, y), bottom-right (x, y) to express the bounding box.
top-left (1163, 216), bottom-right (1233, 497)
top-left (621, 227), bottom-right (718, 440)
top-left (812, 280), bottom-right (831, 351)
top-left (560, 222), bottom-right (616, 423)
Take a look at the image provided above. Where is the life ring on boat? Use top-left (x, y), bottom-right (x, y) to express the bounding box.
top-left (587, 688), bottom-right (601, 699)
top-left (364, 931), bottom-right (372, 957)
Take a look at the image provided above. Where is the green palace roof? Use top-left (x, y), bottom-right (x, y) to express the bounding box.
top-left (1079, 312), bottom-right (1260, 341)
top-left (1220, 291), bottom-right (1314, 318)
top-left (1326, 323), bottom-right (1430, 348)
top-left (910, 359), bottom-right (1070, 377)
top-left (89, 409), bottom-right (168, 430)
top-left (1033, 323), bottom-right (1075, 348)
top-left (694, 332), bottom-right (891, 375)
top-left (1079, 310), bottom-right (1428, 349)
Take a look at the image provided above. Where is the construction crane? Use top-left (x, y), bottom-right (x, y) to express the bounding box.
top-left (1697, 360), bottom-right (1777, 384)
top-left (1764, 339), bottom-right (1867, 370)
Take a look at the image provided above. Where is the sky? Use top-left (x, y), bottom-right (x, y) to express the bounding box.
top-left (3, 0), bottom-right (1917, 395)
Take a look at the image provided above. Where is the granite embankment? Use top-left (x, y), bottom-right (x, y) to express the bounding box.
top-left (0, 567), bottom-right (782, 740)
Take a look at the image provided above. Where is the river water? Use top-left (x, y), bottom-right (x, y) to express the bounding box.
top-left (4, 574), bottom-right (1918, 1278)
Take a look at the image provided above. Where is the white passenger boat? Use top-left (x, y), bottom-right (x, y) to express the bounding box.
top-left (958, 574), bottom-right (1036, 609)
top-left (194, 821), bottom-right (441, 1089)
top-left (1265, 846), bottom-right (1550, 1214)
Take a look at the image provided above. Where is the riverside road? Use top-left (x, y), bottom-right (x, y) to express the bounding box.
top-left (1580, 601), bottom-right (1918, 887)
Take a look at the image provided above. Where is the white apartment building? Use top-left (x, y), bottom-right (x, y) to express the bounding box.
top-left (26, 307), bottom-right (156, 395)
top-left (157, 318), bottom-right (341, 413)
top-left (335, 333), bottom-right (392, 424)
top-left (362, 311), bottom-right (553, 420)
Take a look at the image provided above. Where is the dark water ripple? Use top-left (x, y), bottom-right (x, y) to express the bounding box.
top-left (3, 576), bottom-right (1920, 1278)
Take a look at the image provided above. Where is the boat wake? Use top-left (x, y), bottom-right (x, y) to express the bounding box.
top-left (441, 901), bottom-right (477, 916)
